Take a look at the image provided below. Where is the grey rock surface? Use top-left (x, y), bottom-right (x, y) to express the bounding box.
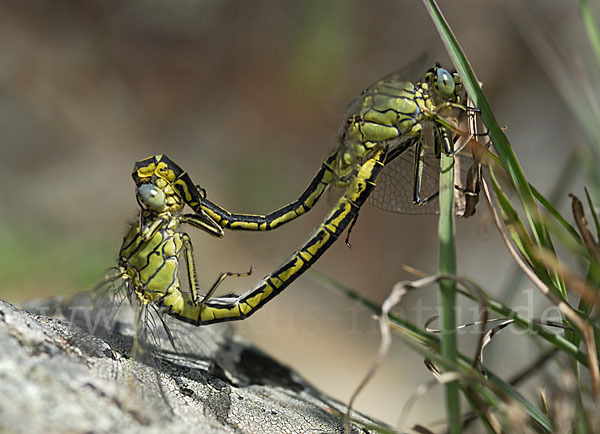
top-left (0, 297), bottom-right (389, 433)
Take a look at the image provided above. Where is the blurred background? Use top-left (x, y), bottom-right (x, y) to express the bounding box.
top-left (0, 0), bottom-right (592, 428)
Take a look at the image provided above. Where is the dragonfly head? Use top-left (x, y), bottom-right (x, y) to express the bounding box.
top-left (132, 155), bottom-right (189, 215)
top-left (425, 66), bottom-right (462, 103)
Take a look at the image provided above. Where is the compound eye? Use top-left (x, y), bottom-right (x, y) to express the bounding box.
top-left (137, 183), bottom-right (166, 211)
top-left (436, 67), bottom-right (456, 99)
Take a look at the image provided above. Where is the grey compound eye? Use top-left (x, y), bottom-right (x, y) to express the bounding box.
top-left (137, 183), bottom-right (166, 211)
top-left (435, 67), bottom-right (456, 99)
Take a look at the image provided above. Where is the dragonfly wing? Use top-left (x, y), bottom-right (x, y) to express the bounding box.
top-left (369, 143), bottom-right (474, 215)
top-left (369, 145), bottom-right (441, 214)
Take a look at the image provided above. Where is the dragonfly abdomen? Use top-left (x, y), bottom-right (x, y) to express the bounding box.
top-left (174, 149), bottom-right (386, 326)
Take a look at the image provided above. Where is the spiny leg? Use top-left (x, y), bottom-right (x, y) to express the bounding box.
top-left (180, 214), bottom-right (223, 238)
top-left (412, 138), bottom-right (440, 206)
top-left (180, 232), bottom-right (252, 308)
top-left (198, 268), bottom-right (254, 308)
top-left (412, 125), bottom-right (477, 207)
top-left (344, 211), bottom-right (360, 248)
top-left (439, 125), bottom-right (456, 156)
top-left (438, 124), bottom-right (482, 204)
top-left (181, 233), bottom-right (201, 306)
top-left (139, 213), bottom-right (168, 241)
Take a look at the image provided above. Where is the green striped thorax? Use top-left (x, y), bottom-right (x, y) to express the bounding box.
top-left (118, 155), bottom-right (224, 309)
top-left (336, 65), bottom-right (463, 185)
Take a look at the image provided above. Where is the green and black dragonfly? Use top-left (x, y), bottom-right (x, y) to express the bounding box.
top-left (112, 64), bottom-right (477, 327)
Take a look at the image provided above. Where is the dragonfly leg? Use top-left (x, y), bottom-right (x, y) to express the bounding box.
top-left (198, 268), bottom-right (254, 309)
top-left (139, 212), bottom-right (167, 241)
top-left (438, 124), bottom-right (463, 156)
top-left (438, 101), bottom-right (474, 113)
top-left (180, 232), bottom-right (252, 307)
top-left (180, 213), bottom-right (224, 238)
top-left (344, 213), bottom-right (360, 248)
top-left (181, 233), bottom-right (201, 305)
top-left (412, 139), bottom-right (440, 205)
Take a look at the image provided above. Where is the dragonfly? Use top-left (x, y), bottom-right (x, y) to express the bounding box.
top-left (101, 157), bottom-right (252, 329)
top-left (126, 64), bottom-right (478, 326)
top-left (198, 65), bottom-right (475, 231)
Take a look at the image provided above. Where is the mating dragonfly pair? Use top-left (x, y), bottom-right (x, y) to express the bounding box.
top-left (103, 65), bottom-right (481, 333)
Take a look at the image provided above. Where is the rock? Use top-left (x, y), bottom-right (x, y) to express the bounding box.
top-left (0, 297), bottom-right (389, 433)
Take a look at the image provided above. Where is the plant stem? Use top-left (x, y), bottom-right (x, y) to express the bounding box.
top-left (439, 144), bottom-right (460, 433)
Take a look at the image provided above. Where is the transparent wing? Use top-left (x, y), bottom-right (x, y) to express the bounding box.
top-left (63, 268), bottom-right (129, 341)
top-left (89, 272), bottom-right (178, 411)
top-left (86, 267), bottom-right (228, 369)
top-left (369, 144), bottom-right (474, 215)
top-left (152, 256), bottom-right (236, 367)
top-left (370, 144), bottom-right (440, 214)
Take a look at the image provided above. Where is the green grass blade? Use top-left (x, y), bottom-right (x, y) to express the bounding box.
top-left (422, 0), bottom-right (566, 298)
top-left (438, 141), bottom-right (460, 433)
top-left (490, 173), bottom-right (557, 288)
top-left (532, 185), bottom-right (582, 244)
top-left (314, 272), bottom-right (554, 431)
top-left (584, 188), bottom-right (600, 240)
top-left (494, 149), bottom-right (580, 310)
top-left (577, 190), bottom-right (600, 321)
top-left (579, 0), bottom-right (600, 69)
top-left (455, 287), bottom-right (587, 367)
top-left (314, 268), bottom-right (589, 368)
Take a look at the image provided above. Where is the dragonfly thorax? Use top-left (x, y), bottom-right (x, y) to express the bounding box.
top-left (335, 80), bottom-right (429, 185)
top-left (118, 218), bottom-right (186, 309)
top-left (335, 65), bottom-right (465, 188)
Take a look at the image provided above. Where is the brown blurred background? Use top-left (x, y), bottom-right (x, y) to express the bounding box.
top-left (0, 0), bottom-right (588, 428)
